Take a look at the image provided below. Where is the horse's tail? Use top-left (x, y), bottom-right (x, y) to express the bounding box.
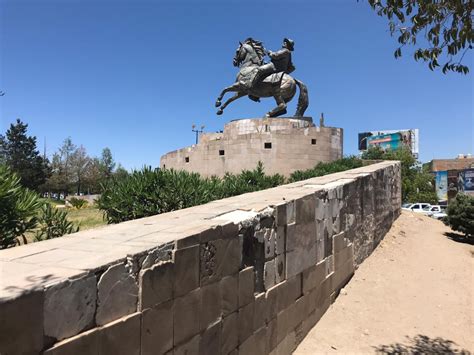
top-left (294, 79), bottom-right (309, 117)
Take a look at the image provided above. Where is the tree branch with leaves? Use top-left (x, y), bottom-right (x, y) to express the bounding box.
top-left (367, 0), bottom-right (473, 73)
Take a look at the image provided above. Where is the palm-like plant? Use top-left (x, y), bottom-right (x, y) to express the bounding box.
top-left (0, 165), bottom-right (42, 248)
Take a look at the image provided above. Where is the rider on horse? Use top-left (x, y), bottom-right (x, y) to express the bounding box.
top-left (251, 38), bottom-right (296, 88)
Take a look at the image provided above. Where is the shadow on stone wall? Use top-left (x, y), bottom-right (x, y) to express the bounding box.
top-left (374, 335), bottom-right (471, 354)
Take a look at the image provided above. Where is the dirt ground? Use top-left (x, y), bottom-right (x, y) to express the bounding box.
top-left (295, 211), bottom-right (474, 354)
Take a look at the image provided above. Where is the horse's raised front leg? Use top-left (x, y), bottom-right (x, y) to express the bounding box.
top-left (217, 92), bottom-right (246, 115)
top-left (216, 82), bottom-right (240, 108)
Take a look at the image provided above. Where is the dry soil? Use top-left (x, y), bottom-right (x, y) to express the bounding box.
top-left (294, 211), bottom-right (473, 354)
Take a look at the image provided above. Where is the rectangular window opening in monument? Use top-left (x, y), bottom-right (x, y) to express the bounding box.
top-left (264, 142), bottom-right (272, 149)
top-left (219, 150), bottom-right (225, 156)
top-left (311, 139), bottom-right (317, 145)
top-left (185, 157), bottom-right (190, 163)
top-left (265, 124), bottom-right (269, 132)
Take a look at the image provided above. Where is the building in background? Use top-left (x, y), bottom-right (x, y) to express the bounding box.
top-left (358, 129), bottom-right (419, 158)
top-left (430, 154), bottom-right (474, 204)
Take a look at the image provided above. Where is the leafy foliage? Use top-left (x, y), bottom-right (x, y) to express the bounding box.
top-left (0, 165), bottom-right (42, 249)
top-left (35, 204), bottom-right (79, 241)
top-left (362, 146), bottom-right (438, 203)
top-left (0, 119), bottom-right (50, 190)
top-left (367, 0), bottom-right (473, 74)
top-left (98, 162), bottom-right (286, 224)
top-left (68, 197), bottom-right (89, 209)
top-left (289, 156), bottom-right (363, 182)
top-left (444, 193), bottom-right (474, 237)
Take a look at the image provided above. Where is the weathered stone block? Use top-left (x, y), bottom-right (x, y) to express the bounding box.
top-left (99, 313), bottom-right (140, 355)
top-left (199, 320), bottom-right (221, 355)
top-left (0, 291), bottom-right (44, 355)
top-left (264, 229), bottom-right (276, 260)
top-left (275, 226), bottom-right (285, 255)
top-left (286, 200), bottom-right (295, 224)
top-left (285, 223), bottom-right (296, 252)
top-left (221, 222), bottom-right (239, 239)
top-left (174, 334), bottom-right (200, 355)
top-left (295, 195), bottom-right (316, 224)
top-left (253, 292), bottom-right (266, 330)
top-left (265, 283), bottom-right (279, 322)
top-left (200, 238), bottom-right (241, 286)
top-left (174, 288), bottom-right (200, 345)
top-left (139, 261), bottom-right (173, 310)
top-left (174, 245), bottom-right (199, 297)
top-left (200, 281), bottom-right (221, 331)
top-left (44, 276), bottom-right (96, 341)
top-left (141, 300), bottom-right (173, 355)
top-left (238, 266), bottom-right (254, 307)
top-left (302, 259), bottom-right (326, 294)
top-left (200, 226), bottom-right (223, 243)
top-left (220, 274), bottom-right (238, 317)
top-left (240, 326), bottom-right (266, 355)
top-left (176, 233), bottom-right (200, 250)
top-left (275, 203), bottom-right (287, 226)
top-left (96, 264), bottom-right (138, 326)
top-left (238, 301), bottom-right (255, 343)
top-left (221, 312), bottom-right (238, 355)
top-left (43, 328), bottom-right (99, 355)
top-left (264, 259), bottom-right (276, 290)
top-left (274, 253), bottom-right (286, 283)
top-left (266, 317), bottom-right (278, 353)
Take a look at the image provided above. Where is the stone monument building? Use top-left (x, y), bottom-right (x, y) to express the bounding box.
top-left (160, 117), bottom-right (343, 177)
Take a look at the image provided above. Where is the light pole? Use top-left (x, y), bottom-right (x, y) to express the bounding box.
top-left (192, 124), bottom-right (205, 144)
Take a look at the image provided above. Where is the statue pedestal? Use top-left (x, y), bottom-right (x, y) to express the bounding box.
top-left (160, 117), bottom-right (343, 178)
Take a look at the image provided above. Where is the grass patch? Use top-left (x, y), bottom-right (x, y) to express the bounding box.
top-left (67, 207), bottom-right (107, 230)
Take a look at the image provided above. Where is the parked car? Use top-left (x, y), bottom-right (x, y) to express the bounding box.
top-left (421, 205), bottom-right (445, 216)
top-left (401, 203), bottom-right (432, 213)
top-left (431, 211), bottom-right (448, 220)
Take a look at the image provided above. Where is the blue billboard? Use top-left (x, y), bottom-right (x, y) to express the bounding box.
top-left (435, 171), bottom-right (448, 202)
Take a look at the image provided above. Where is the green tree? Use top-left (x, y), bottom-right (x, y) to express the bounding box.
top-left (0, 165), bottom-right (42, 248)
top-left (444, 193), bottom-right (474, 237)
top-left (100, 147), bottom-right (116, 179)
top-left (114, 164), bottom-right (129, 181)
top-left (0, 119), bottom-right (50, 190)
top-left (70, 145), bottom-right (90, 195)
top-left (367, 0), bottom-right (473, 74)
top-left (362, 146), bottom-right (438, 203)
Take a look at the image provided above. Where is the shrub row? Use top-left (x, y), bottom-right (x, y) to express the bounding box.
top-left (98, 158), bottom-right (362, 224)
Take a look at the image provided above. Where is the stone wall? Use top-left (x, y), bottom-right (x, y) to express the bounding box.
top-left (0, 161), bottom-right (401, 355)
top-left (160, 117), bottom-right (343, 177)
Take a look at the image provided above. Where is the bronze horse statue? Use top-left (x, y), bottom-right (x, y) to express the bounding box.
top-left (215, 39), bottom-right (309, 118)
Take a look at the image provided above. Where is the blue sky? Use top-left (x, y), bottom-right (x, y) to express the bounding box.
top-left (1, 0), bottom-right (472, 170)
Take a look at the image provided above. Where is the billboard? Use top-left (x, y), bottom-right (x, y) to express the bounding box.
top-left (358, 129), bottom-right (419, 158)
top-left (435, 171), bottom-right (448, 203)
top-left (458, 168), bottom-right (474, 196)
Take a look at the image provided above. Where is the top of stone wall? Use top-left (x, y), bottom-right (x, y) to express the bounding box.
top-left (0, 161), bottom-right (399, 302)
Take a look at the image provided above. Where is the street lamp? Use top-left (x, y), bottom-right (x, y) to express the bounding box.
top-left (192, 124), bottom-right (205, 144)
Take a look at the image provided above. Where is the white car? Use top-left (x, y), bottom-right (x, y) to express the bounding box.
top-left (431, 211), bottom-right (448, 220)
top-left (402, 203), bottom-right (432, 213)
top-left (421, 205), bottom-right (445, 216)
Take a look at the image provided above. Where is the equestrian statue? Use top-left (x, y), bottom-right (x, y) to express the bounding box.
top-left (215, 38), bottom-right (309, 118)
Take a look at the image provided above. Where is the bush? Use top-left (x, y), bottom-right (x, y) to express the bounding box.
top-left (68, 197), bottom-right (88, 209)
top-left (444, 193), bottom-right (474, 237)
top-left (289, 156), bottom-right (363, 182)
top-left (98, 163), bottom-right (285, 223)
top-left (35, 204), bottom-right (79, 241)
top-left (0, 165), bottom-right (42, 248)
top-left (362, 146), bottom-right (438, 204)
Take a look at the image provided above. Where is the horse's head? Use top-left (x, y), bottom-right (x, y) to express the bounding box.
top-left (233, 39), bottom-right (265, 67)
top-left (233, 42), bottom-right (246, 67)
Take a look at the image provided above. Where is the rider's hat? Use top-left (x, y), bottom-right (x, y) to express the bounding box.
top-left (283, 38), bottom-right (294, 51)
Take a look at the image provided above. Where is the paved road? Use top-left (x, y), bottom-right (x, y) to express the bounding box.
top-left (295, 211), bottom-right (473, 354)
